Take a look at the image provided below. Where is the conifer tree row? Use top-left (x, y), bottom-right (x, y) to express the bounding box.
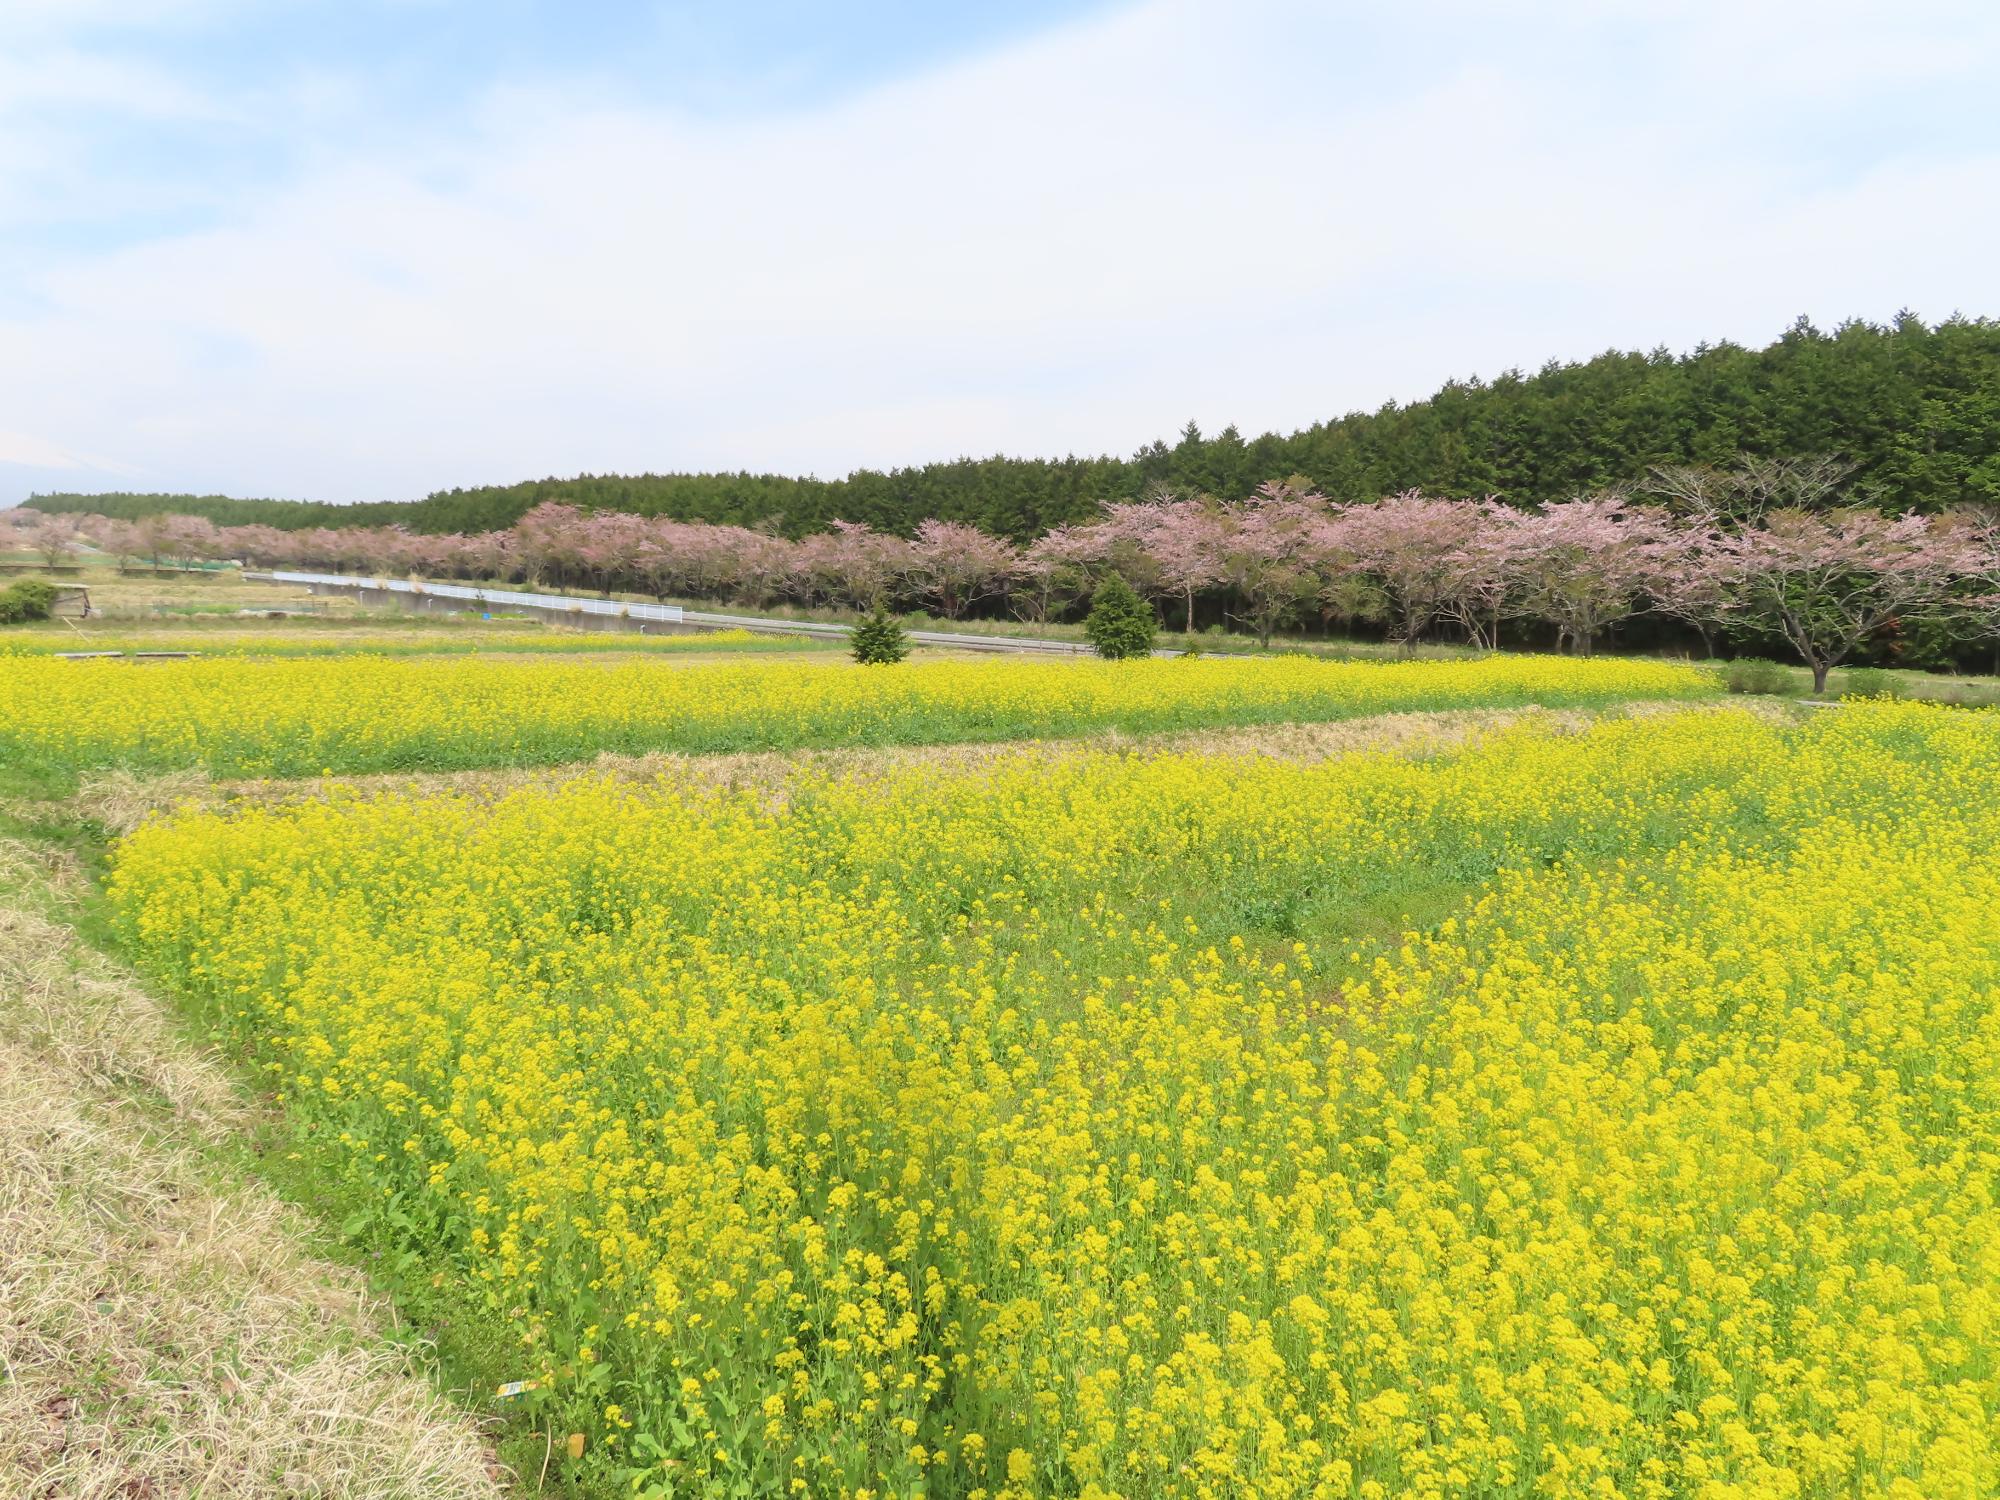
top-left (25, 314), bottom-right (2000, 540)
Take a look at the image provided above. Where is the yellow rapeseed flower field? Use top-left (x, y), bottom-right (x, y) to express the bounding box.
top-left (0, 625), bottom-right (809, 657)
top-left (0, 651), bottom-right (1711, 781)
top-left (109, 701), bottom-right (2000, 1498)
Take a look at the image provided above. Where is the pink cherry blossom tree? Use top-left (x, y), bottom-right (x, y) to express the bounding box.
top-left (87, 516), bottom-right (146, 569)
top-left (1939, 504), bottom-right (2000, 673)
top-left (904, 519), bottom-right (1017, 619)
top-left (568, 511), bottom-right (649, 595)
top-left (1716, 507), bottom-right (1982, 693)
top-left (0, 508), bottom-right (28, 557)
top-left (776, 527), bottom-right (837, 606)
top-left (1014, 524), bottom-right (1102, 623)
top-left (457, 530), bottom-right (517, 582)
top-left (1101, 491), bottom-right (1227, 633)
top-left (330, 525), bottom-right (391, 576)
top-left (631, 520), bottom-right (692, 600)
top-left (512, 502), bottom-right (590, 588)
top-left (1300, 512), bottom-right (1388, 639)
top-left (821, 521), bottom-right (914, 609)
top-left (1218, 480), bottom-right (1327, 647)
top-left (1641, 518), bottom-right (1732, 658)
top-left (226, 524), bottom-right (296, 569)
top-left (149, 513), bottom-right (223, 570)
top-left (668, 521), bottom-right (742, 602)
top-left (1506, 495), bottom-right (1672, 655)
top-left (1435, 500), bottom-right (1520, 650)
top-left (720, 527), bottom-right (794, 607)
top-left (305, 526), bottom-right (347, 571)
top-left (368, 526), bottom-right (419, 576)
top-left (1331, 490), bottom-right (1489, 650)
top-left (29, 511), bottom-right (82, 569)
top-left (405, 528), bottom-right (473, 580)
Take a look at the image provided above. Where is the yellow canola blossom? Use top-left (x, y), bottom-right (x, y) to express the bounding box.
top-left (110, 702), bottom-right (2000, 1498)
top-left (0, 651), bottom-right (1711, 779)
top-left (0, 625), bottom-right (793, 657)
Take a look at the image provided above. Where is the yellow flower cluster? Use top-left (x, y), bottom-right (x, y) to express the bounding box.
top-left (0, 626), bottom-right (792, 657)
top-left (109, 702), bottom-right (2000, 1498)
top-left (0, 651), bottom-right (1710, 780)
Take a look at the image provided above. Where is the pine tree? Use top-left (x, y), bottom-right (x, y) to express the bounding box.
top-left (851, 607), bottom-right (911, 664)
top-left (1085, 573), bottom-right (1157, 660)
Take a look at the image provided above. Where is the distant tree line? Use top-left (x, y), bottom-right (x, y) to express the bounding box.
top-left (15, 455), bottom-right (2000, 687)
top-left (24, 314), bottom-right (2000, 539)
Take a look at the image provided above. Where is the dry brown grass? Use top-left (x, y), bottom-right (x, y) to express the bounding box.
top-left (0, 839), bottom-right (507, 1500)
top-left (66, 769), bottom-right (216, 839)
top-left (34, 563), bottom-right (357, 621)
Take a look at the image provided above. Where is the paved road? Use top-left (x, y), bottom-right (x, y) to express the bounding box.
top-left (679, 608), bottom-right (1142, 656)
top-left (249, 571), bottom-right (1199, 657)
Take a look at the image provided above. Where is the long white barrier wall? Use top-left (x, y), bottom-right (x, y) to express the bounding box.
top-left (267, 570), bottom-right (685, 623)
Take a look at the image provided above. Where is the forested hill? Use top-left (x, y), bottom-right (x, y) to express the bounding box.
top-left (30, 314), bottom-right (2000, 539)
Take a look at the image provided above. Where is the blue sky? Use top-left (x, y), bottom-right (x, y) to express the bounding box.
top-left (2, 0), bottom-right (1997, 504)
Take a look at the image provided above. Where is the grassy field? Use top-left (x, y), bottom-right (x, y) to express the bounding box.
top-left (104, 700), bottom-right (2000, 1498)
top-left (0, 558), bottom-right (837, 655)
top-left (0, 652), bottom-right (1716, 788)
top-left (12, 557), bottom-right (366, 618)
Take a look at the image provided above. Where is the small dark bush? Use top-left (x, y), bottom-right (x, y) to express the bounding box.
top-left (1720, 658), bottom-right (1795, 696)
top-left (1084, 574), bottom-right (1156, 660)
top-left (850, 607), bottom-right (910, 665)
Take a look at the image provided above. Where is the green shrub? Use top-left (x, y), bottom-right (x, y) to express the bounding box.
top-left (850, 608), bottom-right (910, 665)
top-left (1839, 667), bottom-right (1905, 699)
top-left (1721, 658), bottom-right (1795, 696)
top-left (0, 578), bottom-right (59, 624)
top-left (1084, 575), bottom-right (1156, 660)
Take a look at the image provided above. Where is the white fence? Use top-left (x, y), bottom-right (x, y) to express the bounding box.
top-left (267, 571), bottom-right (685, 623)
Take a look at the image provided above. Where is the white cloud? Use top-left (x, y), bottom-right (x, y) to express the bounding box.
top-left (1, 0), bottom-right (1997, 503)
top-left (0, 428), bottom-right (141, 481)
top-left (0, 430), bottom-right (91, 469)
top-left (0, 49), bottom-right (222, 117)
top-left (0, 0), bottom-right (236, 41)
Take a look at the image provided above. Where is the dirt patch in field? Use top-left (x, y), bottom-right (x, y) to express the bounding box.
top-left (0, 840), bottom-right (506, 1500)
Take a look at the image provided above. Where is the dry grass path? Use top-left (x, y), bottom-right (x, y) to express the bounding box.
top-left (0, 838), bottom-right (507, 1500)
top-left (64, 697), bottom-right (1790, 833)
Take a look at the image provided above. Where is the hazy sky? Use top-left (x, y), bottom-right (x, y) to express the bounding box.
top-left (2, 0), bottom-right (1996, 506)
